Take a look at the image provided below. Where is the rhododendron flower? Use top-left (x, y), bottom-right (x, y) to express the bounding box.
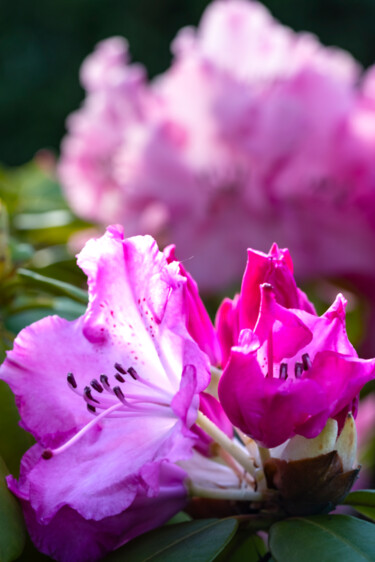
top-left (0, 227), bottom-right (212, 562)
top-left (164, 244), bottom-right (221, 366)
top-left (216, 243), bottom-right (315, 366)
top-left (59, 0), bottom-right (375, 293)
top-left (218, 283), bottom-right (375, 448)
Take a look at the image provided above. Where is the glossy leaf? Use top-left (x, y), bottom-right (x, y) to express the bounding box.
top-left (18, 268), bottom-right (88, 304)
top-left (216, 530), bottom-right (267, 562)
top-left (106, 518), bottom-right (238, 562)
top-left (166, 512), bottom-right (192, 525)
top-left (0, 456), bottom-right (26, 561)
top-left (344, 490), bottom-right (375, 521)
top-left (0, 382), bottom-right (34, 476)
top-left (269, 514), bottom-right (375, 562)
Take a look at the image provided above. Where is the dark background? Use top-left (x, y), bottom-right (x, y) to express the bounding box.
top-left (2, 0), bottom-right (375, 166)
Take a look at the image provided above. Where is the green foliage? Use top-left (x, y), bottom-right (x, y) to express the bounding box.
top-left (0, 456), bottom-right (26, 561)
top-left (344, 490), bottom-right (375, 522)
top-left (105, 518), bottom-right (238, 562)
top-left (0, 163), bottom-right (89, 343)
top-left (216, 530), bottom-right (267, 562)
top-left (269, 514), bottom-right (375, 562)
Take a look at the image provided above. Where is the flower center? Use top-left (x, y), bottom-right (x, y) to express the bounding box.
top-left (42, 362), bottom-right (173, 460)
top-left (278, 353), bottom-right (312, 381)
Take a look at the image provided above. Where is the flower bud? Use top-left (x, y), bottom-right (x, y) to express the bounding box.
top-left (264, 414), bottom-right (359, 515)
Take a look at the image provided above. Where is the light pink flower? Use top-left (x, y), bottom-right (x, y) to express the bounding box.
top-left (218, 283), bottom-right (375, 448)
top-left (0, 227), bottom-right (211, 561)
top-left (59, 1), bottom-right (375, 292)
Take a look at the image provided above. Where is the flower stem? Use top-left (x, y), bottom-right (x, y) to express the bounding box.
top-left (258, 446), bottom-right (271, 466)
top-left (196, 411), bottom-right (257, 477)
top-left (188, 481), bottom-right (263, 502)
top-left (207, 366), bottom-right (222, 399)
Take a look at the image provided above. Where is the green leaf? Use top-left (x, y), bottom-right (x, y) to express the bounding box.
top-left (216, 530), bottom-right (267, 562)
top-left (269, 514), bottom-right (375, 562)
top-left (106, 518), bottom-right (238, 562)
top-left (0, 456), bottom-right (26, 561)
top-left (0, 382), bottom-right (34, 476)
top-left (344, 490), bottom-right (375, 507)
top-left (344, 490), bottom-right (375, 521)
top-left (18, 268), bottom-right (88, 304)
top-left (166, 512), bottom-right (192, 525)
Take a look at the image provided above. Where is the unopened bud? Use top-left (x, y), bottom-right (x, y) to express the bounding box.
top-left (335, 413), bottom-right (357, 472)
top-left (264, 415), bottom-right (359, 515)
top-left (280, 418), bottom-right (338, 462)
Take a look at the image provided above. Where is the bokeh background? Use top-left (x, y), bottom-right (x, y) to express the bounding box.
top-left (3, 0), bottom-right (375, 166)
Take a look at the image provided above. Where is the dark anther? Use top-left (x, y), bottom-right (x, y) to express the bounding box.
top-left (115, 373), bottom-right (125, 383)
top-left (294, 362), bottom-right (303, 378)
top-left (114, 363), bottom-right (127, 375)
top-left (113, 386), bottom-right (125, 402)
top-left (302, 353), bottom-right (312, 370)
top-left (87, 404), bottom-right (96, 414)
top-left (262, 283), bottom-right (273, 291)
top-left (90, 379), bottom-right (103, 393)
top-left (279, 363), bottom-right (288, 380)
top-left (100, 374), bottom-right (110, 389)
top-left (84, 386), bottom-right (100, 404)
top-left (42, 449), bottom-right (53, 460)
top-left (67, 372), bottom-right (77, 389)
top-left (128, 367), bottom-right (138, 380)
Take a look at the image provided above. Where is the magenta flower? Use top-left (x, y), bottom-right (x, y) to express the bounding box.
top-left (164, 244), bottom-right (221, 366)
top-left (0, 227), bottom-right (211, 562)
top-left (58, 1), bottom-right (375, 294)
top-left (218, 283), bottom-right (375, 448)
top-left (216, 243), bottom-right (315, 367)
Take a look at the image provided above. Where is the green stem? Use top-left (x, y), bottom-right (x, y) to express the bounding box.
top-left (196, 411), bottom-right (257, 478)
top-left (189, 481), bottom-right (263, 501)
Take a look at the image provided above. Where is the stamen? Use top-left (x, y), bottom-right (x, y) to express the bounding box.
top-left (67, 372), bottom-right (77, 389)
top-left (302, 353), bottom-right (312, 370)
top-left (100, 374), bottom-right (111, 390)
top-left (294, 362), bottom-right (303, 378)
top-left (84, 386), bottom-right (100, 404)
top-left (90, 379), bottom-right (103, 393)
top-left (41, 402), bottom-right (123, 459)
top-left (128, 367), bottom-right (138, 380)
top-left (114, 363), bottom-right (127, 375)
top-left (113, 386), bottom-right (126, 403)
top-left (279, 363), bottom-right (288, 380)
top-left (114, 373), bottom-right (125, 383)
top-left (42, 449), bottom-right (53, 460)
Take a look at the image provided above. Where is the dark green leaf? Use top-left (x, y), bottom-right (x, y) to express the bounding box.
top-left (216, 530), bottom-right (267, 562)
top-left (269, 514), bottom-right (375, 562)
top-left (18, 268), bottom-right (88, 304)
top-left (344, 490), bottom-right (375, 521)
top-left (0, 382), bottom-right (34, 476)
top-left (5, 297), bottom-right (86, 333)
top-left (106, 518), bottom-right (238, 562)
top-left (344, 490), bottom-right (375, 507)
top-left (166, 512), bottom-right (192, 525)
top-left (0, 456), bottom-right (26, 561)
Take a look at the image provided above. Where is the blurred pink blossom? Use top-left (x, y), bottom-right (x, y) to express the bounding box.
top-left (59, 1), bottom-right (375, 292)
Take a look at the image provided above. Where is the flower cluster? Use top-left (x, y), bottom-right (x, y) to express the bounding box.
top-left (1, 230), bottom-right (374, 560)
top-left (59, 0), bottom-right (375, 293)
